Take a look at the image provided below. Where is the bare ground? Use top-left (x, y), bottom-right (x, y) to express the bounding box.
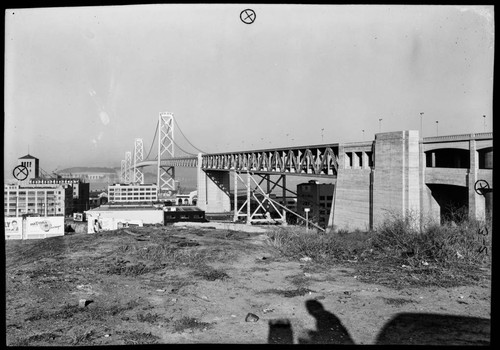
top-left (4, 225), bottom-right (491, 345)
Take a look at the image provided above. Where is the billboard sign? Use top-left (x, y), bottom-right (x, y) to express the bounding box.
top-left (5, 217), bottom-right (22, 238)
top-left (73, 213), bottom-right (84, 221)
top-left (25, 217), bottom-right (64, 235)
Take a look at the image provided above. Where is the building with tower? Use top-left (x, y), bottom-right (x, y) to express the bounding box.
top-left (16, 154), bottom-right (39, 183)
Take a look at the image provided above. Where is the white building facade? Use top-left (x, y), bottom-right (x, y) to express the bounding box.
top-left (107, 183), bottom-right (158, 203)
top-left (4, 184), bottom-right (72, 217)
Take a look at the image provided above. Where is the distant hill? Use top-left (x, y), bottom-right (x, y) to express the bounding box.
top-left (58, 167), bottom-right (119, 174)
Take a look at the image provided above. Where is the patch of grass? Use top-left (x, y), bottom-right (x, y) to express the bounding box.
top-left (26, 332), bottom-right (62, 344)
top-left (136, 312), bottom-right (171, 324)
top-left (285, 274), bottom-right (310, 288)
top-left (382, 297), bottom-right (417, 306)
top-left (194, 266), bottom-right (230, 281)
top-left (105, 260), bottom-right (165, 276)
top-left (115, 243), bottom-right (236, 271)
top-left (173, 317), bottom-right (212, 333)
top-left (25, 301), bottom-right (140, 323)
top-left (260, 287), bottom-right (313, 298)
top-left (25, 304), bottom-right (82, 322)
top-left (119, 330), bottom-right (160, 345)
top-left (266, 227), bottom-right (373, 264)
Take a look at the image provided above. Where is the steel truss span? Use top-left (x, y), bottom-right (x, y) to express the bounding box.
top-left (202, 145), bottom-right (339, 176)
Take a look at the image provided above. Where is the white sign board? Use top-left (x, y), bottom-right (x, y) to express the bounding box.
top-left (26, 217), bottom-right (64, 237)
top-left (5, 217), bottom-right (22, 239)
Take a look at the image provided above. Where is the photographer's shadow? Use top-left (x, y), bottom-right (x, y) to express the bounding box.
top-left (298, 299), bottom-right (354, 344)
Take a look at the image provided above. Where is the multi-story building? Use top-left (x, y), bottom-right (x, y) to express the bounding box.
top-left (29, 178), bottom-right (90, 213)
top-left (297, 180), bottom-right (335, 229)
top-left (4, 184), bottom-right (73, 217)
top-left (107, 183), bottom-right (158, 203)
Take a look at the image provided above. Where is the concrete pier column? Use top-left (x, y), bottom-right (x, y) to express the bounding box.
top-left (372, 130), bottom-right (421, 228)
top-left (352, 152), bottom-right (360, 169)
top-left (468, 139), bottom-right (485, 220)
top-left (197, 154), bottom-right (231, 213)
top-left (362, 152), bottom-right (369, 169)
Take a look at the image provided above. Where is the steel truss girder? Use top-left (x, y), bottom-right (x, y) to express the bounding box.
top-left (233, 171), bottom-right (326, 231)
top-left (202, 146), bottom-right (339, 176)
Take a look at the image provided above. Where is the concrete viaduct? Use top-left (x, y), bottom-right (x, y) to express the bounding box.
top-left (135, 130), bottom-right (492, 231)
top-left (196, 130), bottom-right (492, 231)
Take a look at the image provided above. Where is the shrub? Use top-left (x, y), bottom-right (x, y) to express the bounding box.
top-left (373, 211), bottom-right (491, 267)
top-left (266, 227), bottom-right (373, 263)
top-left (267, 210), bottom-right (491, 269)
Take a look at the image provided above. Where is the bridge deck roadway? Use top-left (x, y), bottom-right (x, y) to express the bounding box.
top-left (134, 144), bottom-right (341, 177)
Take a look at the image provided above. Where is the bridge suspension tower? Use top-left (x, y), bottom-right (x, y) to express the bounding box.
top-left (133, 138), bottom-right (144, 184)
top-left (157, 112), bottom-right (176, 197)
top-left (124, 151), bottom-right (132, 184)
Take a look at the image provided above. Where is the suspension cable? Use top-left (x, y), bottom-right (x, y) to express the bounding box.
top-left (145, 121), bottom-right (159, 160)
top-left (173, 116), bottom-right (208, 154)
top-left (172, 139), bottom-right (198, 157)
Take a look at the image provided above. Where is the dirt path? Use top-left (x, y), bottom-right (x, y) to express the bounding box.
top-left (5, 226), bottom-right (491, 345)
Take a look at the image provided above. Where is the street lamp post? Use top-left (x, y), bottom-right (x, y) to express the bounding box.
top-left (304, 208), bottom-right (310, 232)
top-left (483, 115), bottom-right (486, 132)
top-left (379, 118), bottom-right (383, 133)
top-left (419, 112), bottom-right (424, 137)
top-left (362, 129), bottom-right (365, 140)
top-left (435, 121), bottom-right (439, 136)
top-left (321, 128), bottom-right (324, 142)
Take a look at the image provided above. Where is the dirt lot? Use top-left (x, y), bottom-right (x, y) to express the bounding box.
top-left (4, 225), bottom-right (491, 345)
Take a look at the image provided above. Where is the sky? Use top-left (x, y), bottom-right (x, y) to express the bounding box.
top-left (4, 4), bottom-right (494, 179)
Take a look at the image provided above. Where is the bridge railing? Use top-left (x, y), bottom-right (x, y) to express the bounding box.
top-left (423, 132), bottom-right (493, 143)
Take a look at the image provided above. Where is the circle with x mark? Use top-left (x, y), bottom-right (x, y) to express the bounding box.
top-left (240, 9), bottom-right (256, 24)
top-left (474, 179), bottom-right (490, 195)
top-left (13, 165), bottom-right (29, 181)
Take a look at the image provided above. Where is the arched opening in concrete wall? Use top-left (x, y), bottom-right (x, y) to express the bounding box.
top-left (427, 184), bottom-right (468, 223)
top-left (478, 147), bottom-right (493, 169)
top-left (425, 148), bottom-right (470, 168)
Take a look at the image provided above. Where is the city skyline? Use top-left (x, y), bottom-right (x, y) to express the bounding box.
top-left (4, 4), bottom-right (494, 179)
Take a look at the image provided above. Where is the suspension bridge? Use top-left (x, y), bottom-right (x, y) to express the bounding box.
top-left (119, 112), bottom-right (342, 231)
top-left (119, 111), bottom-right (493, 232)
